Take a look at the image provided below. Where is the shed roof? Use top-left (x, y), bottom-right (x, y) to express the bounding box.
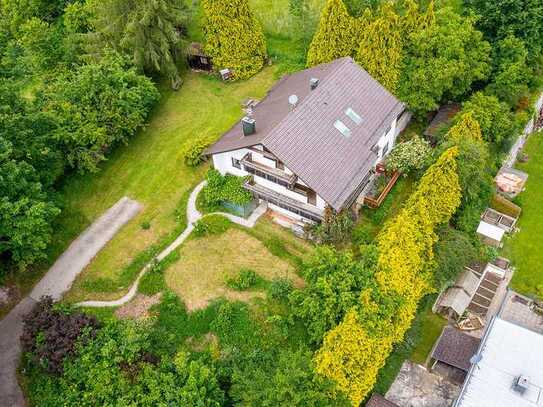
top-left (432, 326), bottom-right (481, 371)
top-left (206, 57), bottom-right (405, 211)
top-left (424, 103), bottom-right (461, 138)
top-left (437, 269), bottom-right (481, 316)
top-left (477, 221), bottom-right (505, 242)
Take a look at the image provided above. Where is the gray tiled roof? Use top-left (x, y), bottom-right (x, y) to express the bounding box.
top-left (204, 59), bottom-right (342, 155)
top-left (206, 57), bottom-right (405, 211)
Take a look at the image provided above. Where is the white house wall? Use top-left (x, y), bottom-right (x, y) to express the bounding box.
top-left (212, 148), bottom-right (249, 177)
top-left (211, 147), bottom-right (326, 209)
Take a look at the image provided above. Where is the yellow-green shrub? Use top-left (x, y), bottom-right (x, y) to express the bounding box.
top-left (202, 0), bottom-right (267, 80)
top-left (314, 309), bottom-right (394, 406)
top-left (306, 0), bottom-right (359, 66)
top-left (315, 148), bottom-right (461, 405)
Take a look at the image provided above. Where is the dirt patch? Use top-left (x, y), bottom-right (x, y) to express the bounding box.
top-left (114, 293), bottom-right (162, 319)
top-left (165, 229), bottom-right (304, 311)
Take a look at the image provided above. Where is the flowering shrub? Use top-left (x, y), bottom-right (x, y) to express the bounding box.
top-left (385, 135), bottom-right (431, 174)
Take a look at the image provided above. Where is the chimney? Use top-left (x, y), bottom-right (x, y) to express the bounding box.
top-left (242, 116), bottom-right (256, 136)
top-left (310, 78), bottom-right (319, 90)
top-left (288, 94), bottom-right (299, 111)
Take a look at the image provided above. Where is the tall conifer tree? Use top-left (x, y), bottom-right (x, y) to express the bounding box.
top-left (355, 2), bottom-right (402, 93)
top-left (306, 0), bottom-right (357, 66)
top-left (202, 0), bottom-right (266, 80)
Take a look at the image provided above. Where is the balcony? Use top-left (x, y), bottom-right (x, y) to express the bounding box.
top-left (244, 178), bottom-right (324, 222)
top-left (241, 153), bottom-right (297, 186)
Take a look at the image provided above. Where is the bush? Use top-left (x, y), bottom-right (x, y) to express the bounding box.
top-left (306, 207), bottom-right (354, 244)
top-left (193, 215), bottom-right (231, 237)
top-left (200, 169), bottom-right (252, 211)
top-left (225, 268), bottom-right (259, 290)
top-left (385, 135), bottom-right (431, 174)
top-left (181, 137), bottom-right (212, 167)
top-left (268, 278), bottom-right (294, 300)
top-left (21, 297), bottom-right (100, 375)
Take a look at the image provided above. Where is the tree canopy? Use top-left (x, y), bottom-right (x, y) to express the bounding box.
top-left (306, 0), bottom-right (359, 66)
top-left (88, 0), bottom-right (189, 88)
top-left (399, 7), bottom-right (491, 116)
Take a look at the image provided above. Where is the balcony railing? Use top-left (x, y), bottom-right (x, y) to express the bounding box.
top-left (244, 178), bottom-right (324, 222)
top-left (241, 153), bottom-right (297, 186)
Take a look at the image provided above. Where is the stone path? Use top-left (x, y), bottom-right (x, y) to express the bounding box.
top-left (0, 197), bottom-right (142, 407)
top-left (77, 181), bottom-right (267, 308)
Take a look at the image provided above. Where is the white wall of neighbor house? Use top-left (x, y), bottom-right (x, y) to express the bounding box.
top-left (376, 117), bottom-right (398, 161)
top-left (211, 147), bottom-right (327, 211)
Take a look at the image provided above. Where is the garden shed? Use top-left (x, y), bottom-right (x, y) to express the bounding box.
top-left (186, 42), bottom-right (213, 71)
top-left (423, 103), bottom-right (461, 142)
top-left (476, 220), bottom-right (505, 248)
top-left (434, 268), bottom-right (481, 319)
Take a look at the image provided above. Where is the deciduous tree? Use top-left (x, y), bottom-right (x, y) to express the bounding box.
top-left (399, 7), bottom-right (491, 116)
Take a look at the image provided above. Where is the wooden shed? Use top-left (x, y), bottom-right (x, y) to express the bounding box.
top-left (186, 42), bottom-right (213, 71)
top-left (434, 268), bottom-right (481, 320)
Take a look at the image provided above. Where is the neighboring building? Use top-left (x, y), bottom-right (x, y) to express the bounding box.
top-left (205, 57), bottom-right (408, 227)
top-left (429, 326), bottom-right (481, 384)
top-left (454, 317), bottom-right (543, 407)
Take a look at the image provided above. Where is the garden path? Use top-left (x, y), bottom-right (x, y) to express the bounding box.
top-left (0, 196), bottom-right (142, 407)
top-left (76, 180), bottom-right (267, 308)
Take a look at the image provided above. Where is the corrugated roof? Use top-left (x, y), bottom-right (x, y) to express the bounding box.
top-left (432, 327), bottom-right (481, 371)
top-left (437, 269), bottom-right (481, 316)
top-left (206, 57), bottom-right (405, 210)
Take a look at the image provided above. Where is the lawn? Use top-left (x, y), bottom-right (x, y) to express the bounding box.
top-left (165, 226), bottom-right (305, 311)
top-left (503, 132), bottom-right (543, 298)
top-left (409, 307), bottom-right (447, 365)
top-left (52, 69), bottom-right (277, 302)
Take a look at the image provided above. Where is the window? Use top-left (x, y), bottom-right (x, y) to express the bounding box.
top-left (232, 157), bottom-right (241, 169)
top-left (334, 120), bottom-right (352, 137)
top-left (345, 107), bottom-right (363, 125)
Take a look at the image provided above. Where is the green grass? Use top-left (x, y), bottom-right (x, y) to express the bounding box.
top-left (503, 132), bottom-right (543, 298)
top-left (353, 176), bottom-right (416, 247)
top-left (410, 308), bottom-right (447, 365)
top-left (42, 69), bottom-right (276, 302)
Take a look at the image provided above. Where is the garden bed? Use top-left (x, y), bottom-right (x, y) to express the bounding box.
top-left (364, 171), bottom-right (401, 208)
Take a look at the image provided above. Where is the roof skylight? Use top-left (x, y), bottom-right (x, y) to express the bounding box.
top-left (345, 107), bottom-right (363, 125)
top-left (334, 120), bottom-right (352, 137)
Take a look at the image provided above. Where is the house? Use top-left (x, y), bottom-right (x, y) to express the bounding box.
top-left (454, 316), bottom-right (543, 407)
top-left (205, 57), bottom-right (408, 227)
